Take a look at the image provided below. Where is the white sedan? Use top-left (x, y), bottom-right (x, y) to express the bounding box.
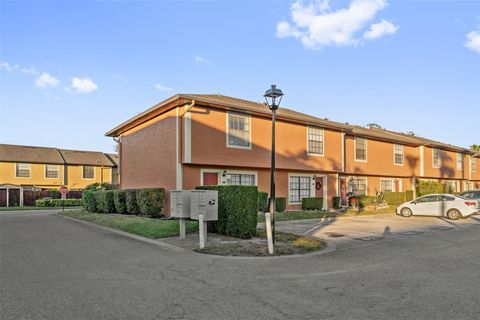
top-left (396, 194), bottom-right (480, 220)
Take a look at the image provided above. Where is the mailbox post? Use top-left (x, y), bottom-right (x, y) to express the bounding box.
top-left (170, 191), bottom-right (192, 239)
top-left (190, 190), bottom-right (218, 248)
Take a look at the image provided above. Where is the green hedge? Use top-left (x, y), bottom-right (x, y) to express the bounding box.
top-left (83, 190), bottom-right (97, 212)
top-left (416, 180), bottom-right (445, 197)
top-left (137, 188), bottom-right (166, 218)
top-left (275, 197), bottom-right (286, 212)
top-left (84, 182), bottom-right (115, 191)
top-left (383, 192), bottom-right (406, 205)
top-left (125, 190), bottom-right (140, 215)
top-left (333, 196), bottom-right (341, 209)
top-left (258, 192), bottom-right (268, 213)
top-left (36, 199), bottom-right (83, 207)
top-left (103, 190), bottom-right (116, 213)
top-left (302, 197), bottom-right (323, 210)
top-left (405, 190), bottom-right (414, 201)
top-left (94, 192), bottom-right (105, 213)
top-left (197, 185), bottom-right (258, 238)
top-left (354, 195), bottom-right (376, 208)
top-left (114, 190), bottom-right (128, 214)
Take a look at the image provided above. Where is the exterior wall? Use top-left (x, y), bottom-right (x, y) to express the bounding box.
top-left (188, 106), bottom-right (343, 172)
top-left (340, 175), bottom-right (413, 196)
top-left (0, 162), bottom-right (64, 188)
top-left (469, 155), bottom-right (480, 182)
top-left (66, 165), bottom-right (113, 189)
top-left (423, 147), bottom-right (466, 180)
top-left (345, 136), bottom-right (419, 177)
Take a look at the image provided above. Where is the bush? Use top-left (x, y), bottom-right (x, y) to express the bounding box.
top-left (405, 190), bottom-right (414, 201)
top-left (103, 190), bottom-right (116, 213)
top-left (84, 183), bottom-right (115, 192)
top-left (258, 192), bottom-right (268, 213)
top-left (384, 192), bottom-right (406, 205)
top-left (197, 186), bottom-right (258, 238)
top-left (333, 196), bottom-right (341, 209)
top-left (275, 197), bottom-right (286, 212)
top-left (302, 197), bottom-right (323, 210)
top-left (137, 188), bottom-right (166, 218)
top-left (95, 192), bottom-right (106, 213)
top-left (125, 190), bottom-right (140, 215)
top-left (114, 190), bottom-right (128, 214)
top-left (354, 195), bottom-right (376, 208)
top-left (35, 199), bottom-right (83, 207)
top-left (416, 180), bottom-right (444, 197)
top-left (83, 190), bottom-right (97, 212)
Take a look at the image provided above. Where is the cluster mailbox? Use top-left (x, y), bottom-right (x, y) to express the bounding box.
top-left (170, 190), bottom-right (192, 218)
top-left (190, 190), bottom-right (218, 221)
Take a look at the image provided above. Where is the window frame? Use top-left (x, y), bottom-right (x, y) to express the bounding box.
top-left (307, 126), bottom-right (324, 156)
top-left (471, 157), bottom-right (477, 173)
top-left (354, 137), bottom-right (368, 162)
top-left (350, 178), bottom-right (367, 196)
top-left (432, 148), bottom-right (441, 168)
top-left (200, 169), bottom-right (258, 186)
top-left (226, 173), bottom-right (256, 186)
top-left (82, 165), bottom-right (95, 180)
top-left (393, 144), bottom-right (404, 166)
top-left (226, 111), bottom-right (252, 150)
top-left (15, 163), bottom-right (31, 178)
top-left (288, 174), bottom-right (312, 205)
top-left (456, 153), bottom-right (463, 171)
top-left (45, 164), bottom-right (60, 179)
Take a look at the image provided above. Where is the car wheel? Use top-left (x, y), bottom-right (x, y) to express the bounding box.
top-left (447, 209), bottom-right (461, 220)
top-left (400, 207), bottom-right (412, 217)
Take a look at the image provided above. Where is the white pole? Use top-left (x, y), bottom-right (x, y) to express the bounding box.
top-left (204, 221), bottom-right (208, 242)
top-left (179, 218), bottom-right (186, 239)
top-left (199, 214), bottom-right (205, 249)
top-left (265, 212), bottom-right (274, 255)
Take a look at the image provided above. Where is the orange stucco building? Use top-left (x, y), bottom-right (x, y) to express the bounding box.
top-left (106, 94), bottom-right (480, 214)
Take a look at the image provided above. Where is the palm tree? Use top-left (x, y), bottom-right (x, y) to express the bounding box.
top-left (471, 144), bottom-right (480, 151)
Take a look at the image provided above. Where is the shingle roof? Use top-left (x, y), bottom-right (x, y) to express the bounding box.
top-left (59, 149), bottom-right (115, 167)
top-left (0, 144), bottom-right (65, 164)
top-left (105, 153), bottom-right (119, 166)
top-left (105, 93), bottom-right (474, 154)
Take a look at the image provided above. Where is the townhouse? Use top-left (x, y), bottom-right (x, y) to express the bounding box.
top-left (106, 94), bottom-right (480, 214)
top-left (0, 144), bottom-right (118, 206)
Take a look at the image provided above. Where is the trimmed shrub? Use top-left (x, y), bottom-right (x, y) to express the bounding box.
top-left (83, 190), bottom-right (97, 212)
top-left (84, 182), bottom-right (115, 192)
top-left (137, 188), bottom-right (166, 218)
top-left (405, 190), bottom-right (414, 201)
top-left (355, 195), bottom-right (376, 208)
top-left (196, 185), bottom-right (258, 238)
top-left (36, 199), bottom-right (83, 207)
top-left (125, 190), bottom-right (140, 215)
top-left (384, 192), bottom-right (406, 205)
top-left (114, 190), bottom-right (128, 214)
top-left (333, 196), bottom-right (341, 209)
top-left (103, 190), bottom-right (116, 213)
top-left (302, 197), bottom-right (323, 210)
top-left (275, 197), bottom-right (286, 213)
top-left (95, 192), bottom-right (106, 213)
top-left (258, 192), bottom-right (268, 213)
top-left (417, 180), bottom-right (444, 197)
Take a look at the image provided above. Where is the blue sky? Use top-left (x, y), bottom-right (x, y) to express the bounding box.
top-left (1, 0), bottom-right (479, 153)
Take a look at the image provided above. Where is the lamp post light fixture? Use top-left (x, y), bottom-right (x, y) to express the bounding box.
top-left (264, 84), bottom-right (284, 244)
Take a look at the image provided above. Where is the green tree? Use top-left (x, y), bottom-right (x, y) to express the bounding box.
top-left (471, 144), bottom-right (480, 151)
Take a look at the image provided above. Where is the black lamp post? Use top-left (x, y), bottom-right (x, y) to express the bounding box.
top-left (264, 84), bottom-right (283, 244)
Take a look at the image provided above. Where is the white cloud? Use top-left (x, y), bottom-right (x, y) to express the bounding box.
top-left (194, 56), bottom-right (211, 64)
top-left (35, 72), bottom-right (59, 89)
top-left (465, 30), bottom-right (480, 53)
top-left (70, 77), bottom-right (98, 93)
top-left (154, 83), bottom-right (172, 91)
top-left (21, 66), bottom-right (39, 75)
top-left (363, 19), bottom-right (398, 39)
top-left (0, 62), bottom-right (14, 73)
top-left (276, 0), bottom-right (397, 49)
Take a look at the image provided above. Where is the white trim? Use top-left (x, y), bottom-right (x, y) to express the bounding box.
top-left (176, 107), bottom-right (182, 190)
top-left (226, 111), bottom-right (252, 150)
top-left (379, 177), bottom-right (403, 192)
top-left (341, 132), bottom-right (345, 172)
top-left (199, 168), bottom-right (258, 186)
top-left (184, 105), bottom-right (192, 163)
top-left (82, 165), bottom-right (96, 180)
top-left (393, 144), bottom-right (404, 166)
top-left (471, 157), bottom-right (477, 173)
top-left (15, 163), bottom-right (31, 178)
top-left (306, 126), bottom-right (325, 157)
top-left (456, 153), bottom-right (464, 171)
top-left (288, 173), bottom-right (315, 206)
top-left (354, 137), bottom-right (368, 162)
top-left (432, 148), bottom-right (441, 168)
top-left (347, 176), bottom-right (368, 196)
top-left (420, 146), bottom-right (424, 177)
top-left (44, 164), bottom-right (60, 179)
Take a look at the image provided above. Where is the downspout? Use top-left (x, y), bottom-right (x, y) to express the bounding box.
top-left (113, 137), bottom-right (120, 187)
top-left (179, 99), bottom-right (196, 119)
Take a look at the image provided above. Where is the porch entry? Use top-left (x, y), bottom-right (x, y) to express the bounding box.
top-left (340, 177), bottom-right (347, 206)
top-left (315, 176), bottom-right (324, 198)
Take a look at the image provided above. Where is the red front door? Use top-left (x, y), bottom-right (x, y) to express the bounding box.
top-left (340, 177), bottom-right (347, 206)
top-left (203, 172), bottom-right (219, 186)
top-left (394, 180), bottom-right (400, 192)
top-left (315, 177), bottom-right (324, 197)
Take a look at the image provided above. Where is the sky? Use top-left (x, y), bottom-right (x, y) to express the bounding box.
top-left (0, 0), bottom-right (479, 153)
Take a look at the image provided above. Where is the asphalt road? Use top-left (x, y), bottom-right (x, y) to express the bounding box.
top-left (1, 210), bottom-right (480, 320)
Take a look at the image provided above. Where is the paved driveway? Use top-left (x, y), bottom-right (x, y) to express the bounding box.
top-left (2, 209), bottom-right (480, 319)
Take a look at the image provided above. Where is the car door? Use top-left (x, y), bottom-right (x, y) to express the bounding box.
top-left (412, 196), bottom-right (438, 216)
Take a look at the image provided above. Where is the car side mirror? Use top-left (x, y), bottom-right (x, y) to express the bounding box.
top-left (412, 201), bottom-right (417, 205)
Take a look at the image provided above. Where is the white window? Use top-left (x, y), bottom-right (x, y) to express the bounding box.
top-left (83, 166), bottom-right (95, 179)
top-left (456, 153), bottom-right (463, 171)
top-left (355, 137), bottom-right (367, 162)
top-left (445, 181), bottom-right (457, 193)
top-left (45, 165), bottom-right (59, 179)
top-left (227, 174), bottom-right (255, 186)
top-left (432, 148), bottom-right (441, 168)
top-left (351, 178), bottom-right (367, 195)
top-left (289, 176), bottom-right (311, 203)
top-left (308, 127), bottom-right (324, 155)
top-left (472, 158), bottom-right (477, 173)
top-left (394, 144), bottom-right (404, 165)
top-left (380, 180), bottom-right (393, 192)
top-left (15, 163), bottom-right (31, 178)
top-left (227, 112), bottom-right (251, 148)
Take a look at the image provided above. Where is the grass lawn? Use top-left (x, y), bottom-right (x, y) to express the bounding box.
top-left (0, 206), bottom-right (83, 211)
top-left (60, 210), bottom-right (198, 238)
top-left (257, 210), bottom-right (335, 222)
